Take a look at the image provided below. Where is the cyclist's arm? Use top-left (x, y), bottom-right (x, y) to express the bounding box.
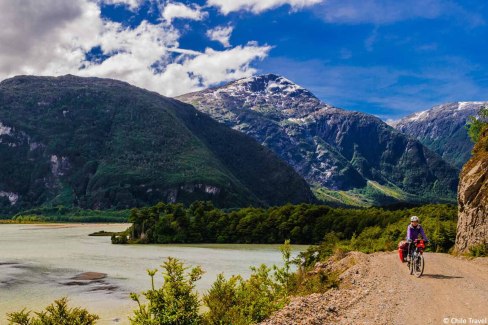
top-left (406, 226), bottom-right (412, 241)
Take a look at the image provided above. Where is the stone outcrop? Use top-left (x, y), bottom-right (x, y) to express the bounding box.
top-left (456, 129), bottom-right (488, 253)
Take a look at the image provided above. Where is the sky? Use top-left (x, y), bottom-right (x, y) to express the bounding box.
top-left (0, 0), bottom-right (487, 120)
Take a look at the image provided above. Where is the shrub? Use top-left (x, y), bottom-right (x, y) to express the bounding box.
top-left (468, 242), bottom-right (488, 257)
top-left (202, 274), bottom-right (242, 325)
top-left (203, 265), bottom-right (286, 324)
top-left (466, 107), bottom-right (488, 144)
top-left (297, 232), bottom-right (342, 268)
top-left (130, 258), bottom-right (204, 325)
top-left (290, 269), bottom-right (339, 296)
top-left (7, 297), bottom-right (99, 325)
top-left (202, 241), bottom-right (293, 325)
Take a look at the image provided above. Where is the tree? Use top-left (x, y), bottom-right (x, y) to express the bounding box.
top-left (466, 107), bottom-right (488, 144)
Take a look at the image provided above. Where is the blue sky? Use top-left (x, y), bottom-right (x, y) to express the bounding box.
top-left (0, 0), bottom-right (487, 120)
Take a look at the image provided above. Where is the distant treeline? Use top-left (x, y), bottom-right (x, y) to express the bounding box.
top-left (12, 206), bottom-right (130, 223)
top-left (114, 201), bottom-right (457, 252)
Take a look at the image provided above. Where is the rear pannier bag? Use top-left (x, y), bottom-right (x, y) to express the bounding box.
top-left (398, 240), bottom-right (408, 262)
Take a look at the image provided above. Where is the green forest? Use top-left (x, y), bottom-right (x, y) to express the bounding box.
top-left (113, 201), bottom-right (457, 253)
top-left (10, 206), bottom-right (130, 223)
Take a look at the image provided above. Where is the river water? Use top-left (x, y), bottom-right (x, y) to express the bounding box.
top-left (0, 223), bottom-right (307, 324)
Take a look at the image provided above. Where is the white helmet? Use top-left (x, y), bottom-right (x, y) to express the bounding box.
top-left (410, 216), bottom-right (419, 222)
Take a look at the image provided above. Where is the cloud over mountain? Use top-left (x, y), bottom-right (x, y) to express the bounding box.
top-left (0, 0), bottom-right (270, 97)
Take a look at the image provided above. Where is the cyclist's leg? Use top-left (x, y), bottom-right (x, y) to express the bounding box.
top-left (407, 242), bottom-right (413, 259)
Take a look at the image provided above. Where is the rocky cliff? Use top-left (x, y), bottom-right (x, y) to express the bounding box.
top-left (456, 129), bottom-right (488, 253)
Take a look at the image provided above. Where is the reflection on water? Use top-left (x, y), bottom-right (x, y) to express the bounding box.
top-left (0, 224), bottom-right (307, 324)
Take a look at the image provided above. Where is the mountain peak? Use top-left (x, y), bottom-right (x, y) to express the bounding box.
top-left (398, 101), bottom-right (487, 124)
top-left (393, 101), bottom-right (487, 169)
top-left (176, 73), bottom-right (327, 119)
top-left (229, 74), bottom-right (312, 98)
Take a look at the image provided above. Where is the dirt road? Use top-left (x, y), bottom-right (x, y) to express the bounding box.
top-left (261, 252), bottom-right (488, 325)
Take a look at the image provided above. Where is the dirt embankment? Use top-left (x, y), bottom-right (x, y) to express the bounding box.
top-left (261, 252), bottom-right (488, 325)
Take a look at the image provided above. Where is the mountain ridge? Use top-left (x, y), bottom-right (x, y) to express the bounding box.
top-left (0, 75), bottom-right (314, 215)
top-left (392, 101), bottom-right (487, 169)
top-left (178, 74), bottom-right (459, 206)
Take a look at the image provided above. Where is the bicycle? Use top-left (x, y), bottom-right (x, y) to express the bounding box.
top-left (406, 239), bottom-right (426, 277)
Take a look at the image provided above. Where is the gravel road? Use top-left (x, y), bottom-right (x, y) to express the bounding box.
top-left (261, 252), bottom-right (488, 325)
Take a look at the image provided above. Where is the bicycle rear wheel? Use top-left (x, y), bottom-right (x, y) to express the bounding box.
top-left (413, 255), bottom-right (424, 277)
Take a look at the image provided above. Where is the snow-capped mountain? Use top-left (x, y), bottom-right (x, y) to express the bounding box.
top-left (197, 74), bottom-right (325, 119)
top-left (392, 101), bottom-right (487, 169)
top-left (178, 74), bottom-right (459, 206)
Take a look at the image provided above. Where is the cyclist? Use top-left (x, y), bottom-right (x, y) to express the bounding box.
top-left (406, 216), bottom-right (429, 259)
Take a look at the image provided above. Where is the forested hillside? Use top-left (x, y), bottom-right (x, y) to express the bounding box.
top-left (0, 75), bottom-right (313, 215)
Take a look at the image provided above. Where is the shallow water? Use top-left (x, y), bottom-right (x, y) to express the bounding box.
top-left (0, 223), bottom-right (307, 324)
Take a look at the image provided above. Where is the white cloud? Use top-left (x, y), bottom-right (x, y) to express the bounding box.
top-left (81, 41), bottom-right (271, 96)
top-left (207, 0), bottom-right (323, 14)
top-left (0, 0), bottom-right (102, 76)
top-left (181, 45), bottom-right (270, 85)
top-left (101, 0), bottom-right (144, 11)
top-left (161, 2), bottom-right (207, 23)
top-left (317, 0), bottom-right (485, 26)
top-left (206, 25), bottom-right (234, 47)
top-left (0, 0), bottom-right (270, 97)
top-left (154, 44), bottom-right (271, 96)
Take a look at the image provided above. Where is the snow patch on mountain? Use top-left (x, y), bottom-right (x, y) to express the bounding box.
top-left (405, 110), bottom-right (429, 122)
top-left (233, 74), bottom-right (305, 94)
top-left (397, 102), bottom-right (487, 126)
top-left (458, 101), bottom-right (486, 110)
top-left (192, 73), bottom-right (326, 119)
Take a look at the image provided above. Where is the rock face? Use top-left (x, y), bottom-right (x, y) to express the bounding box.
top-left (178, 74), bottom-right (459, 206)
top-left (392, 102), bottom-right (487, 170)
top-left (0, 75), bottom-right (314, 214)
top-left (456, 129), bottom-right (488, 253)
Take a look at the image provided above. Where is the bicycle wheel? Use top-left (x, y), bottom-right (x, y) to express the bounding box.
top-left (413, 255), bottom-right (424, 277)
top-left (409, 255), bottom-right (414, 275)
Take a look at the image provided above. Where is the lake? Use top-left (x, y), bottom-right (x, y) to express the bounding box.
top-left (0, 223), bottom-right (307, 324)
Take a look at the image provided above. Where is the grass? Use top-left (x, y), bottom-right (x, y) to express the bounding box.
top-left (312, 179), bottom-right (445, 208)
